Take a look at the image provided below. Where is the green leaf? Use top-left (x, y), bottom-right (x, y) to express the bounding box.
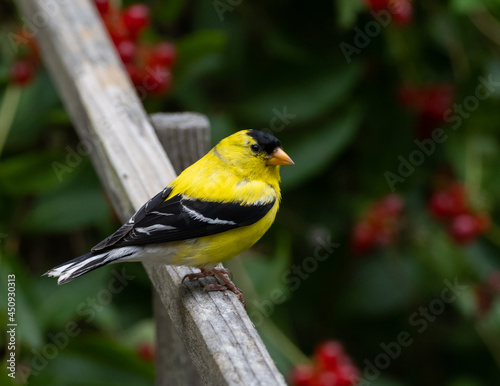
top-left (208, 113), bottom-right (237, 145)
top-left (14, 282), bottom-right (45, 348)
top-left (370, 378), bottom-right (407, 386)
top-left (243, 230), bottom-right (292, 301)
top-left (449, 0), bottom-right (498, 13)
top-left (0, 151), bottom-right (69, 195)
top-left (173, 54), bottom-right (223, 111)
top-left (0, 255), bottom-right (44, 349)
top-left (176, 30), bottom-right (227, 81)
top-left (23, 186), bottom-right (110, 233)
top-left (120, 319), bottom-right (155, 348)
top-left (236, 63), bottom-right (361, 125)
top-left (35, 266), bottom-right (122, 329)
top-left (5, 71), bottom-right (61, 149)
top-left (262, 30), bottom-right (310, 63)
top-left (28, 336), bottom-right (154, 386)
top-left (448, 376), bottom-right (483, 386)
top-left (153, 0), bottom-right (187, 24)
top-left (281, 105), bottom-right (363, 189)
top-left (342, 256), bottom-right (419, 316)
top-left (336, 0), bottom-right (365, 29)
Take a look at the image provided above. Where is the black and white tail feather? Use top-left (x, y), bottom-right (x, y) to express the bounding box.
top-left (44, 247), bottom-right (139, 284)
top-left (44, 181), bottom-right (275, 284)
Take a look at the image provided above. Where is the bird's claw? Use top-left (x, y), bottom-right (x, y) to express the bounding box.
top-left (203, 283), bottom-right (227, 292)
top-left (181, 269), bottom-right (214, 283)
top-left (215, 266), bottom-right (233, 279)
top-left (181, 267), bottom-right (245, 308)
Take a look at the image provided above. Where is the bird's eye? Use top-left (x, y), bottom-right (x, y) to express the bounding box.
top-left (251, 144), bottom-right (261, 153)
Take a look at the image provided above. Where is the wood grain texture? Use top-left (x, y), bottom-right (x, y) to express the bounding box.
top-left (150, 112), bottom-right (211, 173)
top-left (14, 1), bottom-right (286, 384)
top-left (151, 114), bottom-right (207, 386)
top-left (154, 289), bottom-right (203, 386)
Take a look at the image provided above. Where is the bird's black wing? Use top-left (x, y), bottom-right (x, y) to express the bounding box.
top-left (92, 187), bottom-right (275, 251)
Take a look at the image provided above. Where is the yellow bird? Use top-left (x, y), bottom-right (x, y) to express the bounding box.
top-left (45, 130), bottom-right (294, 306)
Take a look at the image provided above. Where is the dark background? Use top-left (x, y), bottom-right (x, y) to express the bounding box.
top-left (1, 0), bottom-right (500, 385)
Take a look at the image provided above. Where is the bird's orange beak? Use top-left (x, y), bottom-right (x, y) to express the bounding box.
top-left (267, 147), bottom-right (294, 166)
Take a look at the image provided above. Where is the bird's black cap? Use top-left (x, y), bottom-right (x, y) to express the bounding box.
top-left (247, 130), bottom-right (282, 154)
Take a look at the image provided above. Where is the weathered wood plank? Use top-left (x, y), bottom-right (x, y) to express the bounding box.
top-left (14, 1), bottom-right (286, 385)
top-left (154, 289), bottom-right (203, 386)
top-left (150, 112), bottom-right (211, 173)
top-left (151, 113), bottom-right (208, 386)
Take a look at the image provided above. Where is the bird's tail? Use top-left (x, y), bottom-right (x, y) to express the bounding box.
top-left (44, 251), bottom-right (114, 284)
top-left (44, 246), bottom-right (141, 284)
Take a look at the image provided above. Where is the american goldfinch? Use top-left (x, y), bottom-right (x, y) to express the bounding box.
top-left (45, 130), bottom-right (293, 306)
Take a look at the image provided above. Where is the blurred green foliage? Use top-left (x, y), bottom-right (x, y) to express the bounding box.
top-left (1, 0), bottom-right (500, 385)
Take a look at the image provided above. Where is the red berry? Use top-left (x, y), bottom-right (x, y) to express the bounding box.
top-left (367, 197), bottom-right (400, 225)
top-left (146, 66), bottom-right (172, 95)
top-left (399, 83), bottom-right (454, 139)
top-left (367, 0), bottom-right (412, 25)
top-left (110, 31), bottom-right (128, 47)
top-left (122, 4), bottom-right (150, 38)
top-left (336, 364), bottom-right (359, 386)
top-left (117, 40), bottom-right (137, 64)
top-left (290, 364), bottom-right (315, 386)
top-left (449, 213), bottom-right (480, 244)
top-left (150, 42), bottom-right (177, 68)
top-left (94, 0), bottom-right (110, 16)
top-left (416, 112), bottom-right (443, 140)
top-left (377, 194), bottom-right (404, 218)
top-left (10, 60), bottom-right (35, 85)
top-left (27, 39), bottom-right (40, 64)
top-left (136, 342), bottom-right (155, 362)
top-left (311, 371), bottom-right (339, 386)
top-left (421, 84), bottom-right (454, 120)
top-left (389, 0), bottom-right (413, 25)
top-left (429, 184), bottom-right (466, 219)
top-left (351, 222), bottom-right (377, 254)
top-left (429, 192), bottom-right (452, 218)
top-left (125, 63), bottom-right (145, 86)
top-left (353, 195), bottom-right (404, 253)
top-left (315, 341), bottom-right (345, 370)
top-left (366, 0), bottom-right (389, 12)
top-left (103, 9), bottom-right (129, 46)
top-left (474, 213), bottom-right (491, 233)
top-left (12, 30), bottom-right (40, 65)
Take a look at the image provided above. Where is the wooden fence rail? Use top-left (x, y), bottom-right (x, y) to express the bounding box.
top-left (14, 0), bottom-right (287, 385)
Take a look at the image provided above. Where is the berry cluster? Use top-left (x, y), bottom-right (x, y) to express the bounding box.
top-left (398, 84), bottom-right (455, 139)
top-left (365, 0), bottom-right (413, 26)
top-left (290, 340), bottom-right (359, 386)
top-left (9, 32), bottom-right (40, 86)
top-left (350, 194), bottom-right (405, 254)
top-left (94, 0), bottom-right (176, 96)
top-left (428, 183), bottom-right (490, 244)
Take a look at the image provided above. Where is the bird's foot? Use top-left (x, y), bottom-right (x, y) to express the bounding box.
top-left (182, 266), bottom-right (245, 308)
top-left (181, 268), bottom-right (214, 283)
top-left (213, 265), bottom-right (233, 279)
